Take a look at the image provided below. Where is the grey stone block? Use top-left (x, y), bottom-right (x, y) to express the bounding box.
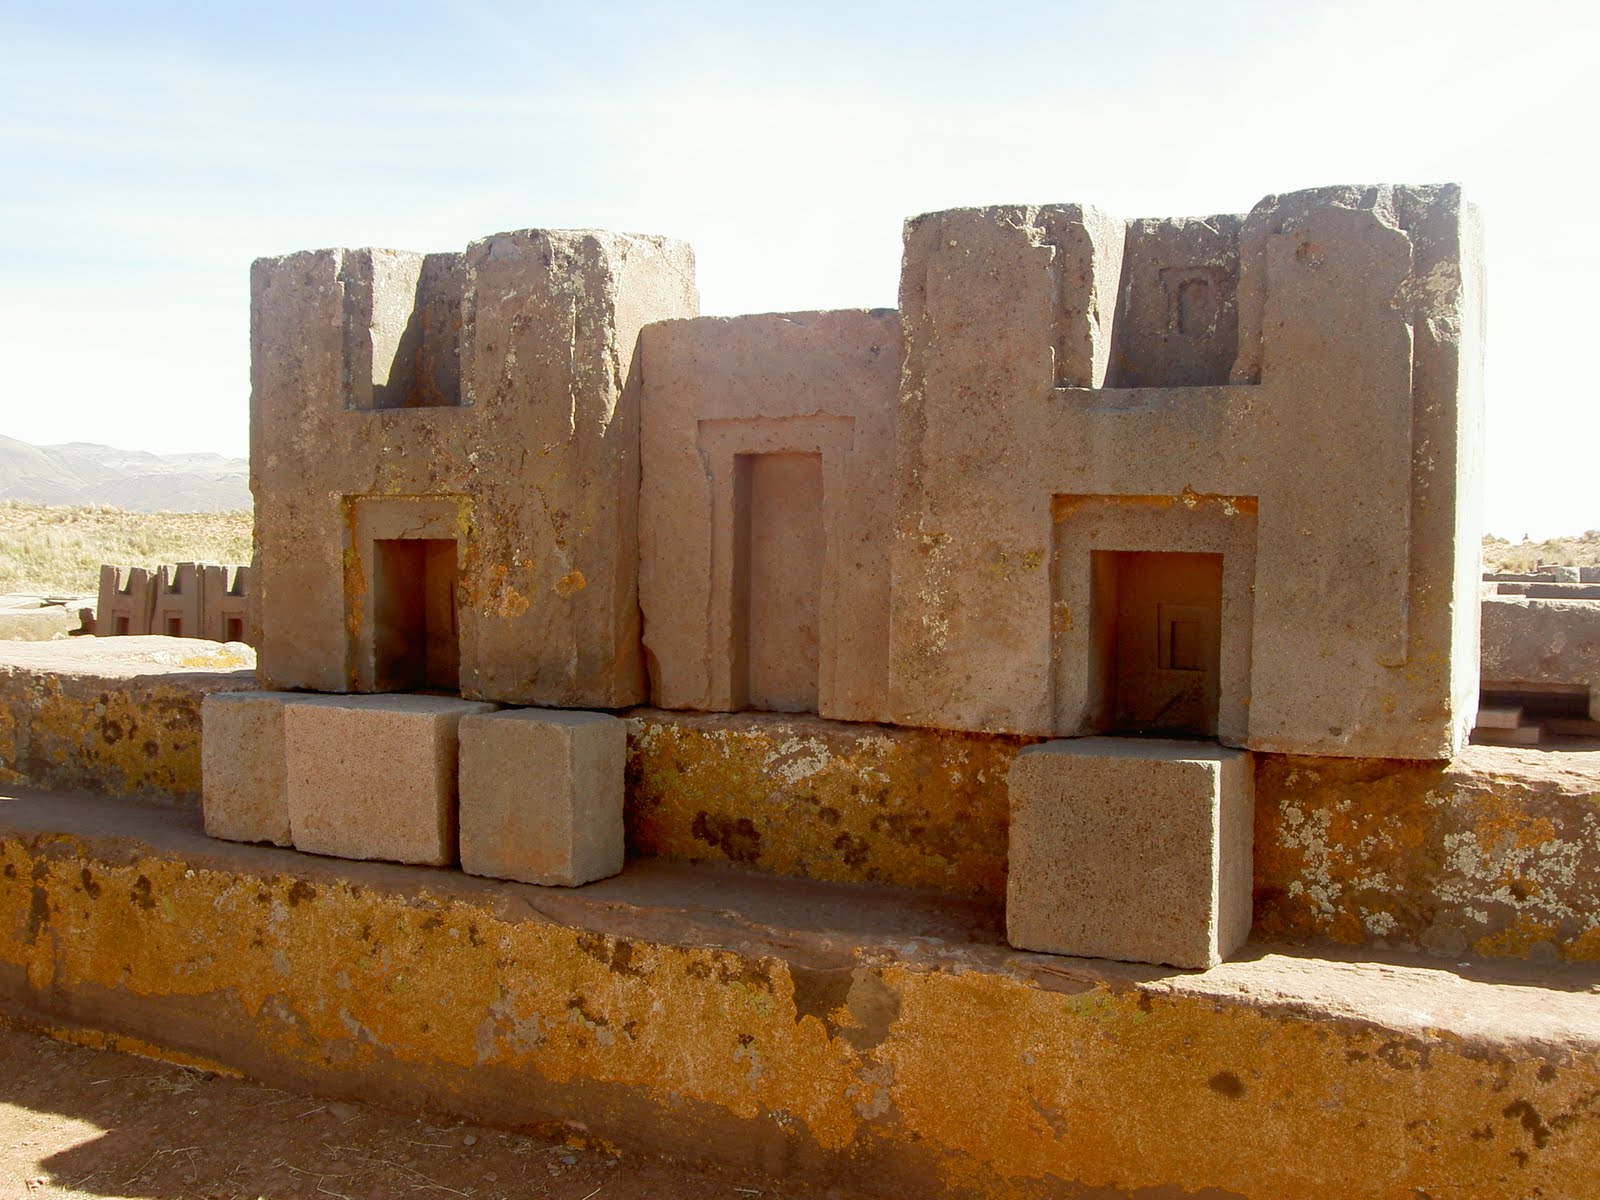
top-left (1481, 595), bottom-right (1600, 720)
top-left (1006, 737), bottom-right (1253, 969)
top-left (201, 690), bottom-right (298, 846)
top-left (284, 694), bottom-right (495, 865)
top-left (458, 708), bottom-right (624, 886)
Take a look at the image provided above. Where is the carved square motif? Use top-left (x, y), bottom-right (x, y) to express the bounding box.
top-left (1159, 603), bottom-right (1209, 672)
top-left (1159, 266), bottom-right (1226, 339)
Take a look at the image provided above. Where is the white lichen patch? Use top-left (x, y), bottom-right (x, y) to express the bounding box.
top-left (474, 992), bottom-right (545, 1063)
top-left (855, 733), bottom-right (899, 759)
top-left (1361, 909), bottom-right (1398, 937)
top-left (849, 1061), bottom-right (895, 1120)
top-left (768, 736), bottom-right (834, 787)
top-left (1276, 802), bottom-right (1398, 920)
top-left (1435, 818), bottom-right (1594, 925)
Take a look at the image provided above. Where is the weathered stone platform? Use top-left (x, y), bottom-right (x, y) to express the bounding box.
top-left (2, 788), bottom-right (1597, 1200)
top-left (4, 640), bottom-right (1600, 962)
top-left (0, 637), bottom-right (255, 800)
top-left (627, 711), bottom-right (1600, 962)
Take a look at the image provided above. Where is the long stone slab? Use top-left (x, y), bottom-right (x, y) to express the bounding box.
top-left (3, 646), bottom-right (1598, 963)
top-left (0, 636), bottom-right (255, 800)
top-left (1482, 594), bottom-right (1600, 720)
top-left (1, 791), bottom-right (1596, 1200)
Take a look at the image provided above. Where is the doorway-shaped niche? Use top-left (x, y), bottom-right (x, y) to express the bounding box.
top-left (733, 452), bottom-right (825, 713)
top-left (1090, 550), bottom-right (1222, 737)
top-left (374, 538), bottom-right (459, 692)
top-left (1052, 492), bottom-right (1257, 745)
top-left (346, 497), bottom-right (470, 694)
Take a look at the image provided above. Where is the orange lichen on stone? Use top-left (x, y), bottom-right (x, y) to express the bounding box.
top-left (625, 709), bottom-right (1033, 899)
top-left (2, 801), bottom-right (1597, 1200)
top-left (0, 646), bottom-right (253, 801)
top-left (1254, 747), bottom-right (1600, 960)
top-left (5, 655), bottom-right (1599, 964)
top-left (24, 1022), bottom-right (243, 1077)
top-left (1050, 491), bottom-right (1258, 522)
top-left (0, 704), bottom-right (19, 787)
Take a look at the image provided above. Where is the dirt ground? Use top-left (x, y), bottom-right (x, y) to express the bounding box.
top-left (0, 1022), bottom-right (852, 1200)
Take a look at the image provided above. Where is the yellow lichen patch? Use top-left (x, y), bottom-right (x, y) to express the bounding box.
top-left (484, 564), bottom-right (530, 619)
top-left (0, 840), bottom-right (35, 953)
top-left (341, 536), bottom-right (366, 647)
top-left (484, 939), bottom-right (864, 1149)
top-left (0, 703), bottom-right (19, 785)
top-left (27, 1022), bottom-right (242, 1077)
top-left (11, 846), bottom-right (867, 1152)
top-left (626, 712), bottom-right (1028, 899)
top-left (1474, 917), bottom-right (1561, 959)
top-left (1245, 756), bottom-right (1436, 944)
top-left (1564, 925), bottom-right (1600, 962)
top-left (1051, 492), bottom-right (1257, 523)
top-left (3, 825), bottom-right (1599, 1199)
top-left (878, 964), bottom-right (1599, 1199)
top-left (0, 672), bottom-right (223, 800)
top-left (1254, 753), bottom-right (1600, 961)
top-left (172, 647), bottom-right (255, 671)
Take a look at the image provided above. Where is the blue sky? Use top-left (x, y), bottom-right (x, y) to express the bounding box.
top-left (2, 0), bottom-right (1594, 537)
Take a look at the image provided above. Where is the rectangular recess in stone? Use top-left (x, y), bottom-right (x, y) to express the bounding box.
top-left (341, 249), bottom-right (465, 411)
top-left (1105, 216), bottom-right (1242, 388)
top-left (343, 496), bottom-right (469, 695)
top-left (1006, 736), bottom-right (1253, 969)
top-left (734, 451), bottom-right (825, 713)
top-left (1090, 550), bottom-right (1223, 738)
top-left (636, 311), bottom-right (897, 723)
top-left (1052, 494), bottom-right (1256, 745)
top-left (374, 538), bottom-right (459, 693)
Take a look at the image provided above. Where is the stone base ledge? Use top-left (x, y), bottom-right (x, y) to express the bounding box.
top-left (3, 640), bottom-right (1599, 963)
top-left (2, 788), bottom-right (1597, 1200)
top-left (0, 636), bottom-right (255, 800)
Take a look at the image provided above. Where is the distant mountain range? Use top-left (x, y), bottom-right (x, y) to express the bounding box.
top-left (0, 435), bottom-right (250, 512)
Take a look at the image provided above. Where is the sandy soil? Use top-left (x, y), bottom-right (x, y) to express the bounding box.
top-left (0, 1022), bottom-right (850, 1200)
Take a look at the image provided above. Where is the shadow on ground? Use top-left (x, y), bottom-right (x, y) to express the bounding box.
top-left (0, 1021), bottom-right (847, 1200)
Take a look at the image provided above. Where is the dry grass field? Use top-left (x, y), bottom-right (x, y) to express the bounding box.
top-left (0, 502), bottom-right (251, 595)
top-left (1483, 531), bottom-right (1600, 573)
top-left (0, 501), bottom-right (1594, 597)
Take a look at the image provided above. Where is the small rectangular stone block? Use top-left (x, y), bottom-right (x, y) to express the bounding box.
top-left (1475, 705), bottom-right (1523, 730)
top-left (1006, 737), bottom-right (1253, 969)
top-left (284, 694), bottom-right (496, 865)
top-left (458, 708), bottom-right (624, 886)
top-left (200, 690), bottom-right (299, 846)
